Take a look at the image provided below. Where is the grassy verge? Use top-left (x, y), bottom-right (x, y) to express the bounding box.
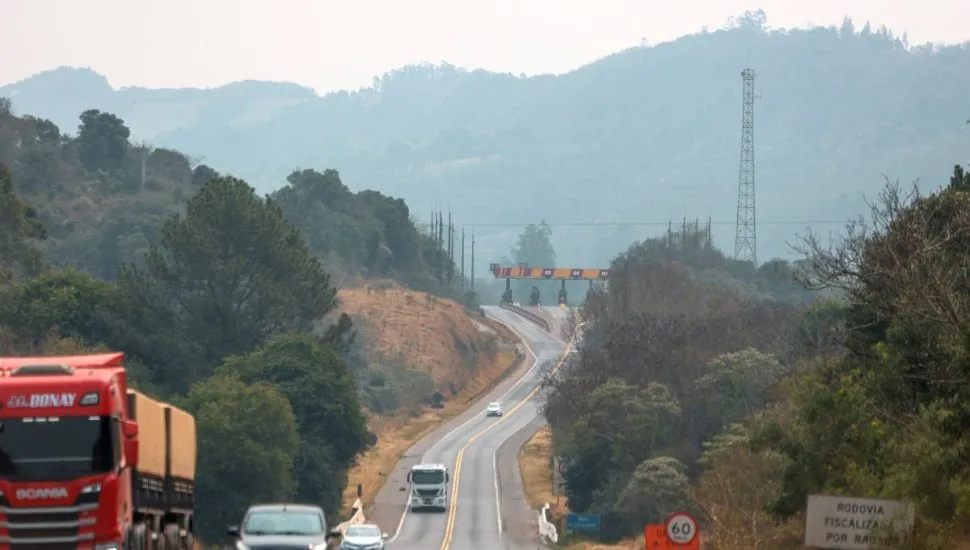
top-left (344, 348), bottom-right (522, 510)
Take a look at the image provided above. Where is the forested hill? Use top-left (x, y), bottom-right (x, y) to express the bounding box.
top-left (4, 15), bottom-right (969, 266)
top-left (0, 102), bottom-right (454, 293)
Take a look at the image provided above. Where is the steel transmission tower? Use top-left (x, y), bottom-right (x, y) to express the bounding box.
top-left (734, 68), bottom-right (757, 264)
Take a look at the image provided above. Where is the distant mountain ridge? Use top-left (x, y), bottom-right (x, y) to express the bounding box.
top-left (1, 66), bottom-right (318, 144)
top-left (3, 19), bottom-right (969, 266)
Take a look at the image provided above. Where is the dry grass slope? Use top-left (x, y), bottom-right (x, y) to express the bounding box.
top-left (336, 281), bottom-right (515, 393)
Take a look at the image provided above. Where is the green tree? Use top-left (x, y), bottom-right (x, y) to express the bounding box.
top-left (506, 221), bottom-right (556, 301)
top-left (117, 176), bottom-right (338, 388)
top-left (950, 164), bottom-right (969, 191)
top-left (510, 220), bottom-right (555, 266)
top-left (191, 164), bottom-right (219, 187)
top-left (218, 333), bottom-right (369, 517)
top-left (557, 378), bottom-right (681, 512)
top-left (0, 269), bottom-right (120, 347)
top-left (273, 169), bottom-right (373, 270)
top-left (77, 109), bottom-right (130, 172)
top-left (614, 456), bottom-right (692, 532)
top-left (272, 169), bottom-right (441, 291)
top-left (0, 163), bottom-right (46, 281)
top-left (181, 375), bottom-right (300, 544)
top-left (692, 349), bottom-right (788, 436)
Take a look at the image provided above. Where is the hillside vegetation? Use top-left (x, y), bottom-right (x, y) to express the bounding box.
top-left (0, 102), bottom-right (502, 544)
top-left (0, 98), bottom-right (455, 291)
top-left (544, 162), bottom-right (970, 549)
top-left (3, 15), bottom-right (968, 265)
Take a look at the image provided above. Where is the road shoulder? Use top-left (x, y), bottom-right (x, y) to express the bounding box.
top-left (496, 414), bottom-right (546, 547)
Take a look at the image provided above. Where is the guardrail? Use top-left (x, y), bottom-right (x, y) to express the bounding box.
top-left (538, 503), bottom-right (558, 543)
top-left (498, 302), bottom-right (551, 332)
top-left (335, 498), bottom-right (366, 534)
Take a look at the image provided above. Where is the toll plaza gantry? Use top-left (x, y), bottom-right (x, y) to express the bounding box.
top-left (489, 263), bottom-right (610, 306)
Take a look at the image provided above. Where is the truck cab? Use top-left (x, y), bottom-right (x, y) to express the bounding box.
top-left (0, 354), bottom-right (139, 548)
top-left (407, 463), bottom-right (449, 512)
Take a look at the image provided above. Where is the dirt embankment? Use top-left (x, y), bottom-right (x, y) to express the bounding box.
top-left (336, 281), bottom-right (522, 509)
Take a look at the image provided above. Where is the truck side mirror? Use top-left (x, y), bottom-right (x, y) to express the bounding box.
top-left (445, 473), bottom-right (450, 482)
top-left (124, 439), bottom-right (139, 469)
top-left (123, 420), bottom-right (138, 439)
top-left (406, 472), bottom-right (411, 482)
top-left (227, 525), bottom-right (239, 538)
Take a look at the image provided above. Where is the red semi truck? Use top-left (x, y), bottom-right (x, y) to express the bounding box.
top-left (0, 352), bottom-right (196, 550)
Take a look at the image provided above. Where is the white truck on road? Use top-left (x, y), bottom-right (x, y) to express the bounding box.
top-left (407, 463), bottom-right (450, 511)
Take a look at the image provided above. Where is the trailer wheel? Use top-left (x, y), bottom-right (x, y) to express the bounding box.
top-left (163, 525), bottom-right (179, 550)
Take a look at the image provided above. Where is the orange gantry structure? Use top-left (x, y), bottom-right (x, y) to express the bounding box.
top-left (488, 264), bottom-right (609, 305)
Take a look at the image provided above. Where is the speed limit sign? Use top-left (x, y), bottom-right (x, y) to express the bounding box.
top-left (665, 511), bottom-right (698, 545)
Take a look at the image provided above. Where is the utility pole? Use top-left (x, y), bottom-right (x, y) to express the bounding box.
top-left (470, 233), bottom-right (476, 292)
top-left (734, 68), bottom-right (757, 264)
top-left (438, 212), bottom-right (444, 285)
top-left (432, 208), bottom-right (441, 284)
top-left (460, 228), bottom-right (466, 288)
top-left (447, 212), bottom-right (454, 287)
top-left (140, 141), bottom-right (154, 189)
top-left (431, 209), bottom-right (438, 283)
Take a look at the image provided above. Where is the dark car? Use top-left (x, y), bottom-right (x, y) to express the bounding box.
top-left (228, 503), bottom-right (341, 549)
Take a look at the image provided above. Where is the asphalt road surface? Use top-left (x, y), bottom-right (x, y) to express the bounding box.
top-left (372, 305), bottom-right (567, 550)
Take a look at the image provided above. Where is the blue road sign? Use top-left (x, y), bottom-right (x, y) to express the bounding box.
top-left (566, 513), bottom-right (602, 533)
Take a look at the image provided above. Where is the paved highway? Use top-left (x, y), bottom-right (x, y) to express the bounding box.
top-left (372, 305), bottom-right (567, 550)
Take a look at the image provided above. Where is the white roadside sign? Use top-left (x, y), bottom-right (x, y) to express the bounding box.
top-left (804, 494), bottom-right (915, 549)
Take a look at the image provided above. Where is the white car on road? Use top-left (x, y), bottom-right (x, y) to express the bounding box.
top-left (486, 401), bottom-right (503, 417)
top-left (340, 523), bottom-right (388, 549)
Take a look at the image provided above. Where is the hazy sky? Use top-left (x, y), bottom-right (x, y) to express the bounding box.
top-left (2, 0), bottom-right (966, 94)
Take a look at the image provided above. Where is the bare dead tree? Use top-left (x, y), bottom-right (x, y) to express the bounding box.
top-left (795, 178), bottom-right (970, 408)
top-left (559, 306), bottom-right (582, 343)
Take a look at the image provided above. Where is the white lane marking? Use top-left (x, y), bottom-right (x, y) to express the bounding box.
top-left (386, 501), bottom-right (410, 544)
top-left (387, 308), bottom-right (542, 543)
top-left (493, 441), bottom-right (503, 541)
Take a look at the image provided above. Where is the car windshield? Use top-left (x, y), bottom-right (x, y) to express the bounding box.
top-left (346, 525), bottom-right (380, 537)
top-left (0, 415), bottom-right (116, 481)
top-left (489, 403), bottom-right (500, 408)
top-left (411, 469), bottom-right (445, 484)
top-left (243, 510), bottom-right (323, 535)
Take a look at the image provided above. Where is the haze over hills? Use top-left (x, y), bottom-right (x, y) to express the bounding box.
top-left (4, 17), bottom-right (969, 267)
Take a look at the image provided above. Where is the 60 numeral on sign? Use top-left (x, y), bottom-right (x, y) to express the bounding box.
top-left (665, 511), bottom-right (698, 545)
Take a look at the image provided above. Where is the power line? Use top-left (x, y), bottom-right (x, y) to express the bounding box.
top-left (287, 219), bottom-right (855, 229)
top-left (463, 220), bottom-right (847, 227)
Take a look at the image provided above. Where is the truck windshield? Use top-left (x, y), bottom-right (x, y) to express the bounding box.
top-left (0, 416), bottom-right (115, 481)
top-left (411, 470), bottom-right (445, 484)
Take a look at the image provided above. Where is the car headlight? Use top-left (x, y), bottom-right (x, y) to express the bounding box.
top-left (236, 542), bottom-right (250, 550)
top-left (94, 544), bottom-right (121, 550)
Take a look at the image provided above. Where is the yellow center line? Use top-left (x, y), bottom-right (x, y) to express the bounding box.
top-left (439, 329), bottom-right (573, 550)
